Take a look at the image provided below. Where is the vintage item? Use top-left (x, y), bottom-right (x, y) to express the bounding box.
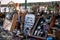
top-left (24, 13), bottom-right (35, 35)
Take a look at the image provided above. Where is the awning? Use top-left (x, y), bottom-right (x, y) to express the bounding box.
top-left (1, 0), bottom-right (60, 4)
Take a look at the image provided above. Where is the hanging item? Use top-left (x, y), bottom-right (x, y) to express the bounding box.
top-left (15, 3), bottom-right (20, 11)
top-left (7, 1), bottom-right (15, 12)
top-left (15, 3), bottom-right (20, 22)
top-left (3, 1), bottom-right (17, 31)
top-left (24, 13), bottom-right (35, 35)
top-left (3, 12), bottom-right (14, 31)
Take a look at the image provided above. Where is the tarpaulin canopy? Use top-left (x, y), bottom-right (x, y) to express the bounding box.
top-left (1, 0), bottom-right (60, 4)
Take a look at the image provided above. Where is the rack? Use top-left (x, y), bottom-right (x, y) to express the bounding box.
top-left (29, 16), bottom-right (48, 40)
top-left (28, 12), bottom-right (54, 40)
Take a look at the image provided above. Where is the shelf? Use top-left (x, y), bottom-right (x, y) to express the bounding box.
top-left (29, 35), bottom-right (46, 40)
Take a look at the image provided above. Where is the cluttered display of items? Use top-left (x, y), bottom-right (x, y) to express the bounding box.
top-left (50, 14), bottom-right (60, 40)
top-left (0, 2), bottom-right (59, 40)
top-left (0, 9), bottom-right (56, 40)
top-left (27, 10), bottom-right (53, 39)
top-left (0, 2), bottom-right (21, 40)
top-left (0, 9), bottom-right (53, 40)
top-left (0, 10), bottom-right (36, 40)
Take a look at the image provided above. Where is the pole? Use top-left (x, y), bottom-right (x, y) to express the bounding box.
top-left (25, 0), bottom-right (27, 9)
top-left (0, 1), bottom-right (1, 12)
